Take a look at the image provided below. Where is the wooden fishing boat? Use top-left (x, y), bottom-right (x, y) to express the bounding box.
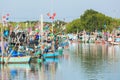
top-left (35, 48), bottom-right (63, 63)
top-left (43, 52), bottom-right (60, 58)
top-left (43, 58), bottom-right (59, 63)
top-left (0, 56), bottom-right (31, 64)
top-left (43, 47), bottom-right (63, 58)
top-left (110, 41), bottom-right (120, 45)
top-left (3, 56), bottom-right (31, 64)
top-left (0, 47), bottom-right (31, 64)
top-left (109, 37), bottom-right (120, 45)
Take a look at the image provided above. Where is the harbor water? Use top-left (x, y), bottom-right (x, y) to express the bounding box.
top-left (0, 43), bottom-right (120, 80)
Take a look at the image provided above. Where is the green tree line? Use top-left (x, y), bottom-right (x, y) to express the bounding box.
top-left (66, 9), bottom-right (120, 33)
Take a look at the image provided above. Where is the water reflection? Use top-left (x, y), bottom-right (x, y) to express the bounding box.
top-left (69, 43), bottom-right (120, 80)
top-left (0, 43), bottom-right (120, 80)
top-left (0, 60), bottom-right (59, 80)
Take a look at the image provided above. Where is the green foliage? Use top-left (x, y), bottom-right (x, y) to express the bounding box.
top-left (52, 20), bottom-right (67, 34)
top-left (80, 9), bottom-right (113, 31)
top-left (66, 18), bottom-right (83, 33)
top-left (66, 9), bottom-right (120, 33)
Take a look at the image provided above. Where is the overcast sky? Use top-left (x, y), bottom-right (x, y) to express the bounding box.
top-left (0, 0), bottom-right (120, 22)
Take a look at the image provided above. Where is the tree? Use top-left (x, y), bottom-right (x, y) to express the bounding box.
top-left (66, 9), bottom-right (118, 33)
top-left (66, 18), bottom-right (83, 33)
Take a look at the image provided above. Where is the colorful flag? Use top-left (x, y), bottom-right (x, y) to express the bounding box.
top-left (2, 13), bottom-right (10, 26)
top-left (47, 12), bottom-right (56, 20)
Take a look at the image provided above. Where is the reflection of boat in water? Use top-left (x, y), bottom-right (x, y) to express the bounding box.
top-left (6, 64), bottom-right (31, 69)
top-left (0, 64), bottom-right (31, 80)
top-left (1, 49), bottom-right (61, 80)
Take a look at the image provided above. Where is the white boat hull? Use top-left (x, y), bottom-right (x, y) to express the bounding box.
top-left (2, 56), bottom-right (31, 64)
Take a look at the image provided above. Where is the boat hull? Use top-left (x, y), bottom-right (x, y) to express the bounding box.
top-left (110, 42), bottom-right (120, 45)
top-left (2, 56), bottom-right (31, 64)
top-left (43, 52), bottom-right (60, 58)
top-left (44, 58), bottom-right (59, 63)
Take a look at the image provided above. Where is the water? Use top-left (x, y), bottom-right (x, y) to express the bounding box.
top-left (1, 43), bottom-right (120, 80)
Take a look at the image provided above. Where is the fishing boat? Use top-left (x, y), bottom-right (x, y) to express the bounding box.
top-left (0, 47), bottom-right (31, 64)
top-left (43, 51), bottom-right (60, 58)
top-left (35, 46), bottom-right (63, 63)
top-left (110, 37), bottom-right (120, 45)
top-left (3, 56), bottom-right (31, 64)
top-left (0, 55), bottom-right (31, 64)
top-left (35, 34), bottom-right (63, 62)
top-left (110, 41), bottom-right (120, 45)
top-left (43, 58), bottom-right (59, 63)
top-left (0, 31), bottom-right (31, 64)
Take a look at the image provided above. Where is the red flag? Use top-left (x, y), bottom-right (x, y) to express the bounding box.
top-left (6, 13), bottom-right (10, 16)
top-left (2, 16), bottom-right (6, 19)
top-left (51, 16), bottom-right (54, 20)
top-left (47, 13), bottom-right (51, 17)
top-left (47, 12), bottom-right (56, 20)
top-left (53, 13), bottom-right (56, 17)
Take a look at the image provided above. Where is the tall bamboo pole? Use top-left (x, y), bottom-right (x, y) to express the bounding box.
top-left (40, 14), bottom-right (43, 54)
top-left (0, 13), bottom-right (4, 64)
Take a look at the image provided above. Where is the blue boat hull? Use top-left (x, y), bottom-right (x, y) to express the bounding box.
top-left (44, 58), bottom-right (59, 63)
top-left (43, 52), bottom-right (60, 58)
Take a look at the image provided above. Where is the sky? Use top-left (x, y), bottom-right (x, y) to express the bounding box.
top-left (0, 0), bottom-right (120, 22)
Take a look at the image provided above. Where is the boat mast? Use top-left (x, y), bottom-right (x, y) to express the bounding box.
top-left (40, 14), bottom-right (43, 43)
top-left (0, 13), bottom-right (4, 64)
top-left (40, 14), bottom-right (43, 54)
